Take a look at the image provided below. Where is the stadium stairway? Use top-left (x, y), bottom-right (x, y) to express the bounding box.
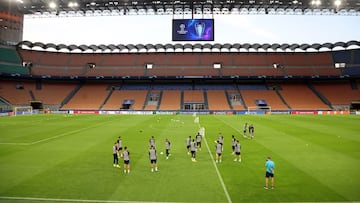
top-left (156, 91), bottom-right (163, 110)
top-left (237, 89), bottom-right (247, 110)
top-left (180, 90), bottom-right (184, 109)
top-left (350, 80), bottom-right (358, 90)
top-left (29, 90), bottom-right (36, 100)
top-left (99, 87), bottom-right (114, 110)
top-left (224, 90), bottom-right (234, 110)
top-left (60, 83), bottom-right (83, 109)
top-left (203, 90), bottom-right (209, 110)
top-left (307, 82), bottom-right (333, 109)
top-left (274, 89), bottom-right (291, 110)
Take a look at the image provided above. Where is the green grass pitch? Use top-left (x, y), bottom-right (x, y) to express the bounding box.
top-left (0, 114), bottom-right (359, 203)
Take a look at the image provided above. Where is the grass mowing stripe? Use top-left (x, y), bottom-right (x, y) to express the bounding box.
top-left (0, 196), bottom-right (193, 203)
top-left (0, 142), bottom-right (29, 145)
top-left (213, 115), bottom-right (359, 201)
top-left (0, 118), bottom-right (116, 146)
top-left (198, 122), bottom-right (232, 203)
top-left (1, 197), bottom-right (357, 203)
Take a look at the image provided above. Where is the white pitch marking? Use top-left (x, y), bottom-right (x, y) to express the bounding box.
top-left (0, 120), bottom-right (112, 146)
top-left (0, 196), bottom-right (203, 203)
top-left (197, 123), bottom-right (232, 203)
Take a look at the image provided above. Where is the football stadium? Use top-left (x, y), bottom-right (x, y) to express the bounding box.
top-left (0, 0), bottom-right (360, 203)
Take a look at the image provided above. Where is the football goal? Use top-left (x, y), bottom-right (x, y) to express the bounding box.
top-left (13, 106), bottom-right (33, 116)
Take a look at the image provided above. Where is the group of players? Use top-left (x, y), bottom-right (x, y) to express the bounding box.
top-left (113, 130), bottom-right (248, 171)
top-left (112, 136), bottom-right (131, 174)
top-left (112, 124), bottom-right (255, 172)
top-left (243, 123), bottom-right (255, 139)
top-left (111, 122), bottom-right (274, 189)
top-left (112, 135), bottom-right (171, 173)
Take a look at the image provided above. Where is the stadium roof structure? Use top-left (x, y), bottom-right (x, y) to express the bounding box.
top-left (17, 40), bottom-right (360, 53)
top-left (2, 0), bottom-right (360, 16)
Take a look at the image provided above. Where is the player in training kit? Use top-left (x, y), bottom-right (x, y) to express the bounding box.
top-left (149, 145), bottom-right (158, 172)
top-left (234, 140), bottom-right (241, 162)
top-left (165, 138), bottom-right (171, 160)
top-left (149, 136), bottom-right (156, 148)
top-left (190, 139), bottom-right (197, 162)
top-left (215, 140), bottom-right (223, 163)
top-left (113, 142), bottom-right (119, 168)
top-left (217, 134), bottom-right (224, 145)
top-left (249, 124), bottom-right (255, 139)
top-left (231, 135), bottom-right (236, 155)
top-left (122, 146), bottom-right (130, 173)
top-left (265, 157), bottom-right (275, 189)
top-left (196, 132), bottom-right (202, 151)
top-left (186, 136), bottom-right (191, 155)
top-left (243, 123), bottom-right (248, 138)
top-left (117, 136), bottom-right (123, 157)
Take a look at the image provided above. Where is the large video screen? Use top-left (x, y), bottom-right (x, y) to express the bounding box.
top-left (172, 19), bottom-right (214, 41)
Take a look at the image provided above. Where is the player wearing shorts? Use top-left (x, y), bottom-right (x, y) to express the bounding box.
top-left (243, 123), bottom-right (248, 138)
top-left (234, 140), bottom-right (241, 162)
top-left (190, 139), bottom-right (197, 162)
top-left (149, 145), bottom-right (158, 172)
top-left (231, 135), bottom-right (236, 154)
top-left (196, 132), bottom-right (202, 151)
top-left (113, 142), bottom-right (119, 168)
top-left (217, 134), bottom-right (224, 146)
top-left (149, 136), bottom-right (156, 148)
top-left (186, 136), bottom-right (191, 155)
top-left (117, 136), bottom-right (123, 157)
top-left (265, 157), bottom-right (275, 189)
top-left (249, 124), bottom-right (254, 139)
top-left (215, 140), bottom-right (223, 163)
top-left (165, 138), bottom-right (171, 160)
top-left (122, 146), bottom-right (130, 173)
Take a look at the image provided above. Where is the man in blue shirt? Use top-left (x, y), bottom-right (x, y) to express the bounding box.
top-left (265, 157), bottom-right (275, 189)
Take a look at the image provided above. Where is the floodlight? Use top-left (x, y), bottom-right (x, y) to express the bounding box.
top-left (334, 63), bottom-right (346, 68)
top-left (68, 2), bottom-right (79, 7)
top-left (273, 63), bottom-right (284, 69)
top-left (145, 63), bottom-right (153, 69)
top-left (213, 63), bottom-right (222, 69)
top-left (334, 0), bottom-right (341, 6)
top-left (88, 63), bottom-right (96, 69)
top-left (49, 2), bottom-right (57, 9)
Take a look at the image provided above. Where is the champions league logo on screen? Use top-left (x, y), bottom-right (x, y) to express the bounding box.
top-left (172, 19), bottom-right (214, 41)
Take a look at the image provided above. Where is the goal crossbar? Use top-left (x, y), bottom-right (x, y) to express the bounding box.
top-left (13, 106), bottom-right (33, 116)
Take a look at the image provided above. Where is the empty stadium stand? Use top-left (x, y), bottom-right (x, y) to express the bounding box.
top-left (159, 90), bottom-right (181, 111)
top-left (277, 83), bottom-right (331, 110)
top-left (206, 90), bottom-right (231, 110)
top-left (0, 80), bottom-right (34, 105)
top-left (61, 83), bottom-right (109, 110)
top-left (101, 90), bottom-right (148, 110)
top-left (241, 90), bottom-right (289, 110)
top-left (1, 45), bottom-right (359, 112)
top-left (312, 81), bottom-right (360, 109)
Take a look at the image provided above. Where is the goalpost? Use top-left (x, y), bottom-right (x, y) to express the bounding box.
top-left (247, 106), bottom-right (271, 114)
top-left (13, 106), bottom-right (33, 116)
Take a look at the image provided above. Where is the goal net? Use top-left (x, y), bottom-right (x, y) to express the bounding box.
top-left (247, 106), bottom-right (271, 115)
top-left (13, 106), bottom-right (33, 116)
